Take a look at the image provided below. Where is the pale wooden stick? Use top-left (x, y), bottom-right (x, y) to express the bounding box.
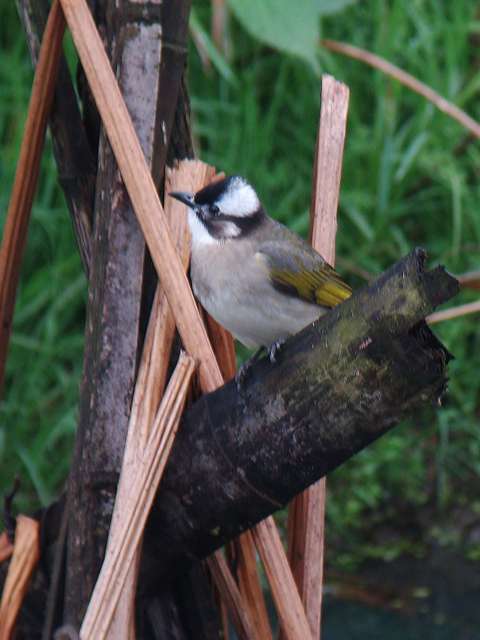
top-left (322, 39), bottom-right (480, 139)
top-left (58, 4), bottom-right (308, 632)
top-left (107, 161), bottom-right (216, 639)
top-left (309, 76), bottom-right (349, 255)
top-left (206, 552), bottom-right (256, 640)
top-left (81, 353), bottom-right (195, 639)
top-left (286, 75), bottom-right (349, 640)
top-left (232, 530), bottom-right (273, 640)
top-left (253, 519), bottom-right (312, 640)
top-left (60, 0), bottom-right (222, 392)
top-left (0, 0), bottom-right (64, 392)
top-left (0, 534), bottom-right (13, 565)
top-left (211, 0), bottom-right (228, 54)
top-left (457, 271), bottom-right (480, 291)
top-left (106, 286), bottom-right (170, 640)
top-left (217, 594), bottom-right (230, 640)
top-left (285, 491), bottom-right (325, 638)
top-left (427, 299), bottom-right (480, 324)
top-left (204, 313), bottom-right (237, 382)
top-left (0, 516), bottom-right (40, 638)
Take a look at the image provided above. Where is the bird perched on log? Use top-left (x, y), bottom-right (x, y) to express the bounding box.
top-left (170, 176), bottom-right (351, 361)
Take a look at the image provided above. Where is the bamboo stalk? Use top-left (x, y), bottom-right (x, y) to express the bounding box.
top-left (0, 0), bottom-right (64, 393)
top-left (322, 39), bottom-right (480, 139)
top-left (80, 352), bottom-right (196, 639)
top-left (286, 75), bottom-right (349, 639)
top-left (0, 516), bottom-right (40, 638)
top-left (58, 3), bottom-right (311, 634)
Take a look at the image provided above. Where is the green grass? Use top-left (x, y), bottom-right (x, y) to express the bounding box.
top-left (1, 0), bottom-right (479, 565)
top-left (0, 1), bottom-right (86, 510)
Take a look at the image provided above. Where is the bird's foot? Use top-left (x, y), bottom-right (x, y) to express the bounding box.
top-left (267, 338), bottom-right (285, 363)
top-left (235, 347), bottom-right (265, 392)
top-left (54, 625), bottom-right (80, 640)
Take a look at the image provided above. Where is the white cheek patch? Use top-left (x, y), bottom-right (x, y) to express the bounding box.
top-left (220, 221), bottom-right (242, 239)
top-left (188, 210), bottom-right (219, 247)
top-left (217, 179), bottom-right (260, 217)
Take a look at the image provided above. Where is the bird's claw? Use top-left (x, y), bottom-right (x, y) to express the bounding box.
top-left (235, 347), bottom-right (264, 392)
top-left (235, 341), bottom-right (284, 392)
top-left (267, 339), bottom-right (285, 363)
top-left (235, 361), bottom-right (250, 392)
top-left (54, 625), bottom-right (80, 640)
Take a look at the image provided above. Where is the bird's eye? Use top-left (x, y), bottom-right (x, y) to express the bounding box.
top-left (210, 205), bottom-right (220, 216)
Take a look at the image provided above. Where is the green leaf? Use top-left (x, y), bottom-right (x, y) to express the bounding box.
top-left (227, 0), bottom-right (320, 70)
top-left (316, 0), bottom-right (357, 15)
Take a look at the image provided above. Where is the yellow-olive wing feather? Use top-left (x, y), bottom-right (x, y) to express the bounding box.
top-left (257, 240), bottom-right (351, 308)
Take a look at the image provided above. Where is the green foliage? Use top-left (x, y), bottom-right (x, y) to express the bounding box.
top-left (226, 0), bottom-right (321, 71)
top-left (1, 0), bottom-right (479, 565)
top-left (226, 0), bottom-right (357, 71)
top-left (0, 1), bottom-right (85, 510)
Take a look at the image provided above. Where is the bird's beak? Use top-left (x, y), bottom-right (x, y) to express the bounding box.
top-left (169, 191), bottom-right (195, 209)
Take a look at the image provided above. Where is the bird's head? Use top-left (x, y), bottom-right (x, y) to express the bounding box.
top-left (170, 176), bottom-right (264, 245)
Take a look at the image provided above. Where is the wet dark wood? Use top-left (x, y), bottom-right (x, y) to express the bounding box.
top-left (16, 0), bottom-right (96, 276)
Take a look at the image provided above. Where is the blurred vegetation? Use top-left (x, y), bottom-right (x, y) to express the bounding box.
top-left (1, 0), bottom-right (479, 568)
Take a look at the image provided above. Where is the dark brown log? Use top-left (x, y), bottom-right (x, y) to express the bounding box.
top-left (62, 0), bottom-right (192, 628)
top-left (142, 249), bottom-right (458, 581)
top-left (16, 0), bottom-right (95, 276)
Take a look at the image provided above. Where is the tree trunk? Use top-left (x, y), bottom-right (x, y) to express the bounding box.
top-left (61, 0), bottom-right (192, 628)
top-left (17, 0), bottom-right (95, 275)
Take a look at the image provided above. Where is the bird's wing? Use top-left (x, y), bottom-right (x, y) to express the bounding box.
top-left (256, 240), bottom-right (352, 308)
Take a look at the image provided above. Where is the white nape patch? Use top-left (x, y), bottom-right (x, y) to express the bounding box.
top-left (217, 177), bottom-right (260, 218)
top-left (188, 210), bottom-right (219, 247)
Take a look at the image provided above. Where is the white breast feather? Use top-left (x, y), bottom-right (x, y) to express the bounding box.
top-left (188, 210), bottom-right (219, 247)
